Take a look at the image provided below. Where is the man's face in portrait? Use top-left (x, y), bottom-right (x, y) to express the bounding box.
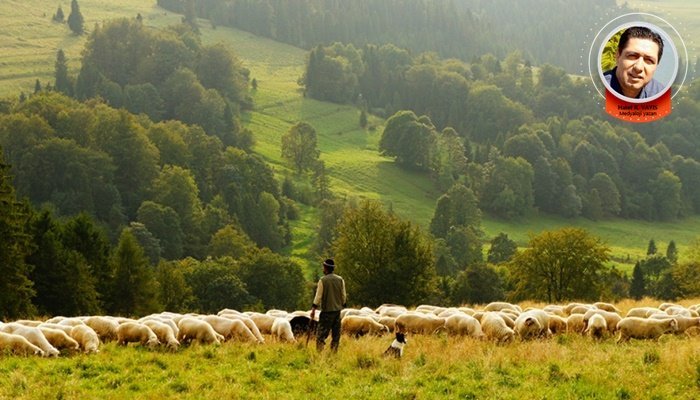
top-left (614, 37), bottom-right (660, 98)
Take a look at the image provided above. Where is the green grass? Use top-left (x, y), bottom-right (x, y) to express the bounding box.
top-left (2, 1), bottom-right (700, 274)
top-left (1, 332), bottom-right (698, 399)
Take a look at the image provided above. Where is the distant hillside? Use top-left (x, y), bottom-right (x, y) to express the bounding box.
top-left (157, 0), bottom-right (629, 73)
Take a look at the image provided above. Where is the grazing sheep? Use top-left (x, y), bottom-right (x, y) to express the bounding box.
top-left (44, 316), bottom-right (66, 324)
top-left (548, 315), bottom-right (568, 335)
top-left (514, 310), bottom-right (550, 340)
top-left (480, 312), bottom-right (515, 343)
top-left (514, 313), bottom-right (544, 340)
top-left (14, 320), bottom-right (43, 327)
top-left (341, 315), bottom-right (390, 337)
top-left (219, 314), bottom-right (265, 343)
top-left (177, 317), bottom-right (223, 345)
top-left (658, 303), bottom-right (680, 311)
top-left (582, 310), bottom-right (621, 334)
top-left (484, 302), bottom-right (522, 313)
top-left (395, 313), bottom-right (445, 334)
top-left (0, 332), bottom-right (45, 356)
top-left (457, 307), bottom-right (476, 316)
top-left (265, 309), bottom-right (289, 318)
top-left (37, 323), bottom-right (73, 335)
top-left (564, 303), bottom-right (587, 316)
top-left (437, 308), bottom-right (462, 318)
top-left (84, 316), bottom-right (119, 342)
top-left (593, 302), bottom-right (621, 313)
top-left (376, 305), bottom-right (407, 318)
top-left (1, 324), bottom-right (60, 357)
top-left (616, 317), bottom-right (678, 343)
top-left (247, 312), bottom-right (276, 334)
top-left (200, 315), bottom-right (259, 343)
top-left (649, 315), bottom-right (700, 334)
top-left (497, 312), bottom-right (516, 329)
top-left (71, 325), bottom-right (101, 353)
top-left (569, 305), bottom-right (594, 315)
top-left (626, 307), bottom-right (660, 318)
top-left (444, 314), bottom-right (484, 338)
top-left (139, 316), bottom-right (180, 338)
top-left (57, 318), bottom-right (86, 327)
top-left (665, 306), bottom-right (692, 318)
top-left (117, 322), bottom-right (160, 349)
top-left (38, 327), bottom-right (80, 352)
top-left (377, 316), bottom-right (396, 333)
top-left (585, 314), bottom-right (608, 340)
top-left (566, 314), bottom-right (586, 334)
top-left (543, 305), bottom-right (567, 318)
top-left (142, 320), bottom-right (180, 350)
top-left (271, 318), bottom-right (296, 342)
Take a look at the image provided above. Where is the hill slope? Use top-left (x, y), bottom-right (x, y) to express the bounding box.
top-left (1, 1), bottom-right (699, 273)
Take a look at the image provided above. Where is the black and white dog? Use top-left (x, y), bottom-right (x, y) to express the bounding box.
top-left (383, 331), bottom-right (407, 358)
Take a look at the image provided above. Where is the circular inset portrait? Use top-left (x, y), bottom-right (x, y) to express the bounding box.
top-left (598, 22), bottom-right (678, 103)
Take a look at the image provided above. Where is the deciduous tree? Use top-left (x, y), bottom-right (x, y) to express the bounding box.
top-left (509, 228), bottom-right (610, 302)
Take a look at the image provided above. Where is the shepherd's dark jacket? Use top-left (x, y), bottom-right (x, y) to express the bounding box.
top-left (312, 273), bottom-right (346, 312)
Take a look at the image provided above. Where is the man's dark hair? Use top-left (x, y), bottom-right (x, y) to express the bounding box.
top-left (618, 26), bottom-right (664, 62)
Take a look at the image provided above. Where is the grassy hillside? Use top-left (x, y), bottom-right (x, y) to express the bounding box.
top-left (1, 1), bottom-right (699, 275)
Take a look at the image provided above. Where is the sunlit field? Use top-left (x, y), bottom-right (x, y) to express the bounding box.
top-left (1, 298), bottom-right (699, 399)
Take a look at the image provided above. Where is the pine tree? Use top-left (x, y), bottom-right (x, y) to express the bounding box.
top-left (251, 78), bottom-right (258, 90)
top-left (630, 262), bottom-right (646, 300)
top-left (647, 239), bottom-right (657, 255)
top-left (110, 228), bottom-right (160, 316)
top-left (34, 79), bottom-right (42, 94)
top-left (54, 49), bottom-right (72, 96)
top-left (359, 108), bottom-right (368, 128)
top-left (666, 240), bottom-right (678, 264)
top-left (0, 150), bottom-right (36, 319)
top-left (67, 0), bottom-right (84, 35)
top-left (53, 5), bottom-right (65, 22)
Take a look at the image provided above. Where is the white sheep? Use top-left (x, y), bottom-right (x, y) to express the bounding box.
top-left (117, 322), bottom-right (160, 349)
top-left (625, 307), bottom-right (660, 318)
top-left (377, 316), bottom-right (396, 332)
top-left (200, 315), bottom-right (259, 343)
top-left (395, 312), bottom-right (445, 334)
top-left (649, 315), bottom-right (700, 334)
top-left (341, 315), bottom-right (390, 337)
top-left (514, 310), bottom-right (550, 340)
top-left (0, 332), bottom-right (45, 356)
top-left (547, 315), bottom-right (568, 335)
top-left (1, 323), bottom-right (60, 357)
top-left (585, 314), bottom-right (607, 340)
top-left (616, 317), bottom-right (678, 343)
top-left (38, 323), bottom-right (73, 335)
top-left (582, 309), bottom-right (621, 334)
top-left (218, 314), bottom-right (265, 343)
top-left (593, 302), bottom-right (621, 313)
top-left (142, 320), bottom-right (179, 350)
top-left (71, 324), bottom-right (101, 353)
top-left (177, 317), bottom-right (223, 345)
top-left (484, 302), bottom-right (522, 313)
top-left (480, 312), bottom-right (515, 343)
top-left (38, 327), bottom-right (80, 352)
top-left (271, 318), bottom-right (296, 342)
top-left (444, 313), bottom-right (484, 338)
top-left (84, 316), bottom-right (120, 342)
top-left (247, 312), bottom-right (276, 335)
top-left (566, 314), bottom-right (586, 334)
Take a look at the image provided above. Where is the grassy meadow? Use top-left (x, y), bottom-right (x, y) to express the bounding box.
top-left (1, 1), bottom-right (700, 271)
top-left (1, 298), bottom-right (700, 399)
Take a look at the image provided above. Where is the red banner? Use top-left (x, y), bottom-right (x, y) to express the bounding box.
top-left (605, 90), bottom-right (672, 122)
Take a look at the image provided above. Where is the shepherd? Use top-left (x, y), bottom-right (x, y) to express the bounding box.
top-left (310, 258), bottom-right (347, 352)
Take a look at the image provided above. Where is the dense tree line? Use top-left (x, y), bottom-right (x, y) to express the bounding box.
top-left (157, 0), bottom-right (624, 72)
top-left (304, 42), bottom-right (700, 222)
top-left (0, 92), bottom-right (291, 254)
top-left (0, 145), bottom-right (305, 319)
top-left (66, 18), bottom-right (252, 149)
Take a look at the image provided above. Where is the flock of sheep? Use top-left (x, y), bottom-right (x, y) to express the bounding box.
top-left (0, 301), bottom-right (698, 357)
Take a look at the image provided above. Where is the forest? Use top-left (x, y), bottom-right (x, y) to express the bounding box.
top-left (2, 1), bottom-right (700, 321)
